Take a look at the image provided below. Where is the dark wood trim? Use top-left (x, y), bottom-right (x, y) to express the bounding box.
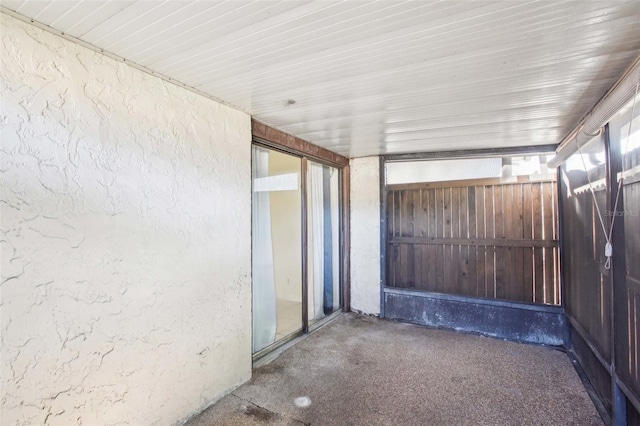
top-left (301, 157), bottom-right (309, 334)
top-left (382, 144), bottom-right (557, 162)
top-left (341, 164), bottom-right (351, 312)
top-left (568, 315), bottom-right (612, 373)
top-left (252, 120), bottom-right (349, 167)
top-left (387, 175), bottom-right (556, 191)
top-left (379, 155), bottom-right (387, 318)
top-left (389, 236), bottom-right (558, 248)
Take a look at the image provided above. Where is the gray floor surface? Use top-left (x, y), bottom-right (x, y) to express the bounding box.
top-left (186, 313), bottom-right (603, 426)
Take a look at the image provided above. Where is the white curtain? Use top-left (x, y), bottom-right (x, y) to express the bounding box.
top-left (308, 164), bottom-right (325, 321)
top-left (252, 146), bottom-right (277, 352)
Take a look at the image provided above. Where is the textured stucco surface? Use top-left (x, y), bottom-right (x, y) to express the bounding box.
top-left (1, 15), bottom-right (252, 425)
top-left (349, 157), bottom-right (380, 315)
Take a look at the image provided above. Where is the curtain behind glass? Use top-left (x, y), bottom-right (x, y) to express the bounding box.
top-left (252, 146), bottom-right (277, 352)
top-left (308, 163), bottom-right (340, 322)
top-left (308, 163), bottom-right (325, 320)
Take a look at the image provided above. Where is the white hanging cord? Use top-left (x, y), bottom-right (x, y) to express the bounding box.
top-left (606, 78), bottom-right (640, 266)
top-left (572, 78), bottom-right (640, 270)
top-left (573, 133), bottom-right (611, 267)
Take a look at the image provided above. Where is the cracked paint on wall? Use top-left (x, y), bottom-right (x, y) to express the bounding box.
top-left (0, 14), bottom-right (252, 425)
top-left (350, 157), bottom-right (381, 315)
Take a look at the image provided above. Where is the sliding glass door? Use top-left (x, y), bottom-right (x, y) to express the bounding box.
top-left (252, 146), bottom-right (342, 356)
top-left (252, 146), bottom-right (302, 353)
top-left (307, 161), bottom-right (341, 326)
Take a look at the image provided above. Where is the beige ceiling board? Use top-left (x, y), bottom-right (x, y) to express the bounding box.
top-left (2, 0), bottom-right (639, 158)
top-left (135, 2), bottom-right (322, 68)
top-left (162, 1), bottom-right (458, 80)
top-left (218, 27), bottom-right (640, 100)
top-left (78, 1), bottom-right (168, 42)
top-left (189, 3), bottom-right (629, 93)
top-left (255, 77), bottom-right (618, 129)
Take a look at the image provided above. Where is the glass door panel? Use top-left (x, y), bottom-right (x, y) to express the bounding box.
top-left (307, 161), bottom-right (341, 326)
top-left (252, 146), bottom-right (302, 353)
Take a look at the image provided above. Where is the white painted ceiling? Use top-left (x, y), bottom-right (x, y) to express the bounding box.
top-left (2, 1), bottom-right (640, 158)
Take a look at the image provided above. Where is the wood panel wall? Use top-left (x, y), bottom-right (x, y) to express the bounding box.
top-left (386, 180), bottom-right (559, 305)
top-left (561, 134), bottom-right (640, 420)
top-left (618, 146), bottom-right (640, 402)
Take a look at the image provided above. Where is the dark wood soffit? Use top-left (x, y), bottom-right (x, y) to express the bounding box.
top-left (252, 119), bottom-right (349, 167)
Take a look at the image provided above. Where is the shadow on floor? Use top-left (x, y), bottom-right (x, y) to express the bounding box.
top-left (186, 313), bottom-right (602, 426)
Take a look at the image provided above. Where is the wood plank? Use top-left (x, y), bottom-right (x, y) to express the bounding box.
top-left (387, 243), bottom-right (395, 287)
top-left (451, 187), bottom-right (461, 294)
top-left (398, 243), bottom-right (407, 287)
top-left (417, 242), bottom-right (428, 292)
top-left (522, 183), bottom-right (534, 303)
top-left (443, 188), bottom-right (452, 238)
top-left (485, 186), bottom-right (496, 298)
top-left (623, 180), bottom-right (639, 373)
top-left (434, 188), bottom-right (445, 292)
top-left (476, 186), bottom-right (487, 298)
top-left (459, 187), bottom-right (470, 295)
top-left (542, 182), bottom-right (555, 304)
top-left (551, 182), bottom-right (560, 304)
top-left (417, 190), bottom-right (427, 237)
top-left (443, 243), bottom-right (452, 293)
top-left (494, 185), bottom-right (506, 300)
top-left (503, 185), bottom-right (515, 300)
top-left (625, 182), bottom-right (640, 281)
top-left (388, 236), bottom-right (558, 248)
top-left (468, 187), bottom-right (478, 297)
top-left (424, 189), bottom-right (436, 289)
top-left (532, 183), bottom-right (544, 303)
top-left (427, 189), bottom-right (436, 238)
top-left (387, 191), bottom-right (396, 287)
top-left (402, 190), bottom-right (415, 238)
top-left (443, 188), bottom-right (453, 292)
top-left (387, 175), bottom-right (556, 191)
top-left (414, 243), bottom-right (423, 290)
top-left (410, 190), bottom-right (427, 237)
top-left (390, 190), bottom-right (398, 238)
top-left (400, 244), bottom-right (415, 289)
top-left (408, 246), bottom-right (415, 289)
top-left (413, 190), bottom-right (425, 289)
top-left (512, 184), bottom-right (525, 301)
top-left (394, 191), bottom-right (407, 288)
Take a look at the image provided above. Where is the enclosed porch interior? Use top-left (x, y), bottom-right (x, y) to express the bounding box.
top-left (2, 1), bottom-right (640, 425)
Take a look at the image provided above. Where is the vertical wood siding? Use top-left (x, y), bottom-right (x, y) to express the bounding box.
top-left (386, 180), bottom-right (559, 305)
top-left (618, 146), bottom-right (640, 404)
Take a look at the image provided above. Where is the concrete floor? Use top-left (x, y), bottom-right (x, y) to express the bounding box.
top-left (187, 313), bottom-right (603, 426)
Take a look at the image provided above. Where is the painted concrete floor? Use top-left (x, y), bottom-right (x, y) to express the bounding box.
top-left (187, 313), bottom-right (603, 426)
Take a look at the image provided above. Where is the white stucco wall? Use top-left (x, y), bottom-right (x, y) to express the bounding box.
top-left (1, 15), bottom-right (252, 426)
top-left (349, 157), bottom-right (381, 315)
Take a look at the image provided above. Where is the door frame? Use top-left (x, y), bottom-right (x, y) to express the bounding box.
top-left (251, 120), bottom-right (350, 360)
